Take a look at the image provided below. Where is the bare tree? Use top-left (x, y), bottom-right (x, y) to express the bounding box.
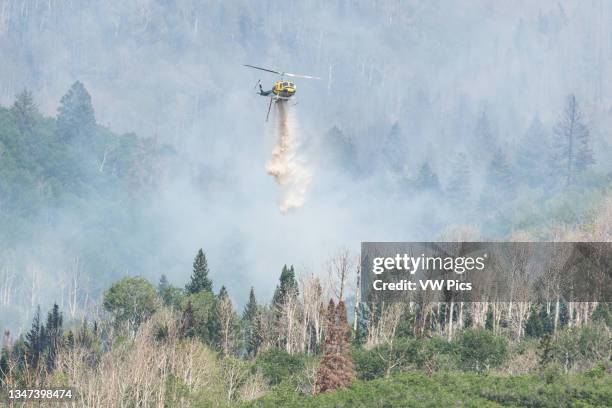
top-left (326, 249), bottom-right (354, 303)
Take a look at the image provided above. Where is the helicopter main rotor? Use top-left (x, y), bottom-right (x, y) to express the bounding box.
top-left (244, 64), bottom-right (321, 80)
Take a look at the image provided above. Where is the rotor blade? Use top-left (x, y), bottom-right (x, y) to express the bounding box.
top-left (244, 64), bottom-right (282, 75)
top-left (283, 72), bottom-right (321, 80)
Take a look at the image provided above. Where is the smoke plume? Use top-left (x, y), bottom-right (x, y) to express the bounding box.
top-left (265, 101), bottom-right (312, 213)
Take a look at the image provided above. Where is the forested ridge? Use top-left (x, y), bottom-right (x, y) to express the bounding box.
top-left (0, 82), bottom-right (610, 408)
top-left (0, 1), bottom-right (612, 405)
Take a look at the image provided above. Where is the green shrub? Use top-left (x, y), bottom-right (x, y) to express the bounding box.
top-left (456, 328), bottom-right (507, 372)
top-left (255, 349), bottom-right (309, 385)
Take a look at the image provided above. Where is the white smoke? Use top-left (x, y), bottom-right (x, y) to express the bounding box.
top-left (265, 101), bottom-right (312, 213)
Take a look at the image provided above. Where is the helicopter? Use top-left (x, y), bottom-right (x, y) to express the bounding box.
top-left (244, 64), bottom-right (320, 121)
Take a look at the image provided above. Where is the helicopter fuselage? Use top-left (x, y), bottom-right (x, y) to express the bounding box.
top-left (259, 80), bottom-right (296, 100)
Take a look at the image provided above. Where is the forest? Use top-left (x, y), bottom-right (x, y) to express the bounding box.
top-left (0, 66), bottom-right (611, 408)
top-left (0, 0), bottom-right (611, 406)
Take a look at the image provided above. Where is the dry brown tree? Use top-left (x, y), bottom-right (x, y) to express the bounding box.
top-left (315, 299), bottom-right (354, 393)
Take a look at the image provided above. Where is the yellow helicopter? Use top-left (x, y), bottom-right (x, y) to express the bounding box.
top-left (244, 64), bottom-right (320, 120)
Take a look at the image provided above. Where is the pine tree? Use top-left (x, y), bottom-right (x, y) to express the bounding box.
top-left (516, 117), bottom-right (549, 187)
top-left (158, 274), bottom-right (170, 294)
top-left (446, 152), bottom-right (471, 208)
top-left (272, 265), bottom-right (299, 307)
top-left (553, 94), bottom-right (594, 185)
top-left (415, 161), bottom-right (440, 191)
top-left (11, 89), bottom-right (38, 133)
top-left (482, 149), bottom-right (515, 211)
top-left (474, 111), bottom-right (497, 155)
top-left (66, 330), bottom-right (75, 349)
top-left (485, 307), bottom-right (494, 331)
top-left (210, 286), bottom-right (240, 356)
top-left (186, 249), bottom-right (213, 294)
top-left (0, 347), bottom-right (8, 382)
top-left (487, 150), bottom-right (513, 188)
top-left (25, 306), bottom-right (44, 370)
top-left (315, 300), bottom-right (354, 393)
top-left (45, 303), bottom-right (63, 370)
top-left (242, 287), bottom-right (260, 357)
top-left (57, 81), bottom-right (96, 143)
top-left (382, 122), bottom-right (405, 173)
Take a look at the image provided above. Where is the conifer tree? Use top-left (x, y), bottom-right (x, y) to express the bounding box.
top-left (487, 150), bottom-right (513, 188)
top-left (415, 161), bottom-right (440, 191)
top-left (158, 274), bottom-right (169, 294)
top-left (553, 94), bottom-right (595, 185)
top-left (382, 122), bottom-right (405, 173)
top-left (25, 306), bottom-right (44, 370)
top-left (0, 348), bottom-right (8, 382)
top-left (315, 300), bottom-right (354, 393)
top-left (57, 81), bottom-right (96, 143)
top-left (186, 249), bottom-right (213, 294)
top-left (272, 265), bottom-right (299, 307)
top-left (45, 303), bottom-right (63, 370)
top-left (242, 287), bottom-right (259, 357)
top-left (11, 89), bottom-right (38, 133)
top-left (516, 117), bottom-right (549, 186)
top-left (446, 152), bottom-right (471, 207)
top-left (210, 286), bottom-right (240, 356)
top-left (474, 111), bottom-right (497, 155)
top-left (66, 330), bottom-right (75, 349)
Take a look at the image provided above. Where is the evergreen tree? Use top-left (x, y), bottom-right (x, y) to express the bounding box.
top-left (415, 161), bottom-right (440, 191)
top-left (487, 150), bottom-right (514, 189)
top-left (552, 94), bottom-right (594, 185)
top-left (315, 300), bottom-right (354, 393)
top-left (66, 330), bottom-right (75, 349)
top-left (242, 287), bottom-right (260, 357)
top-left (57, 81), bottom-right (96, 143)
top-left (485, 307), bottom-right (494, 331)
top-left (382, 122), bottom-right (405, 173)
top-left (45, 303), bottom-right (63, 370)
top-left (158, 274), bottom-right (170, 293)
top-left (482, 149), bottom-right (515, 212)
top-left (209, 286), bottom-right (240, 356)
top-left (272, 265), bottom-right (299, 307)
top-left (446, 152), bottom-right (472, 208)
top-left (11, 89), bottom-right (38, 133)
top-left (0, 348), bottom-right (8, 382)
top-left (525, 307), bottom-right (544, 338)
top-left (537, 334), bottom-right (554, 366)
top-left (591, 302), bottom-right (612, 327)
top-left (516, 117), bottom-right (549, 187)
top-left (186, 249), bottom-right (213, 294)
top-left (474, 111), bottom-right (497, 155)
top-left (25, 306), bottom-right (44, 370)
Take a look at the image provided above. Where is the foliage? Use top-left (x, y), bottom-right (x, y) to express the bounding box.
top-left (255, 349), bottom-right (309, 386)
top-left (315, 300), bottom-right (354, 393)
top-left (243, 287), bottom-right (260, 357)
top-left (245, 370), bottom-right (612, 408)
top-left (182, 291), bottom-right (217, 344)
top-left (457, 328), bottom-right (507, 373)
top-left (272, 265), bottom-right (299, 307)
top-left (103, 276), bottom-right (159, 330)
top-left (186, 248), bottom-right (213, 295)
